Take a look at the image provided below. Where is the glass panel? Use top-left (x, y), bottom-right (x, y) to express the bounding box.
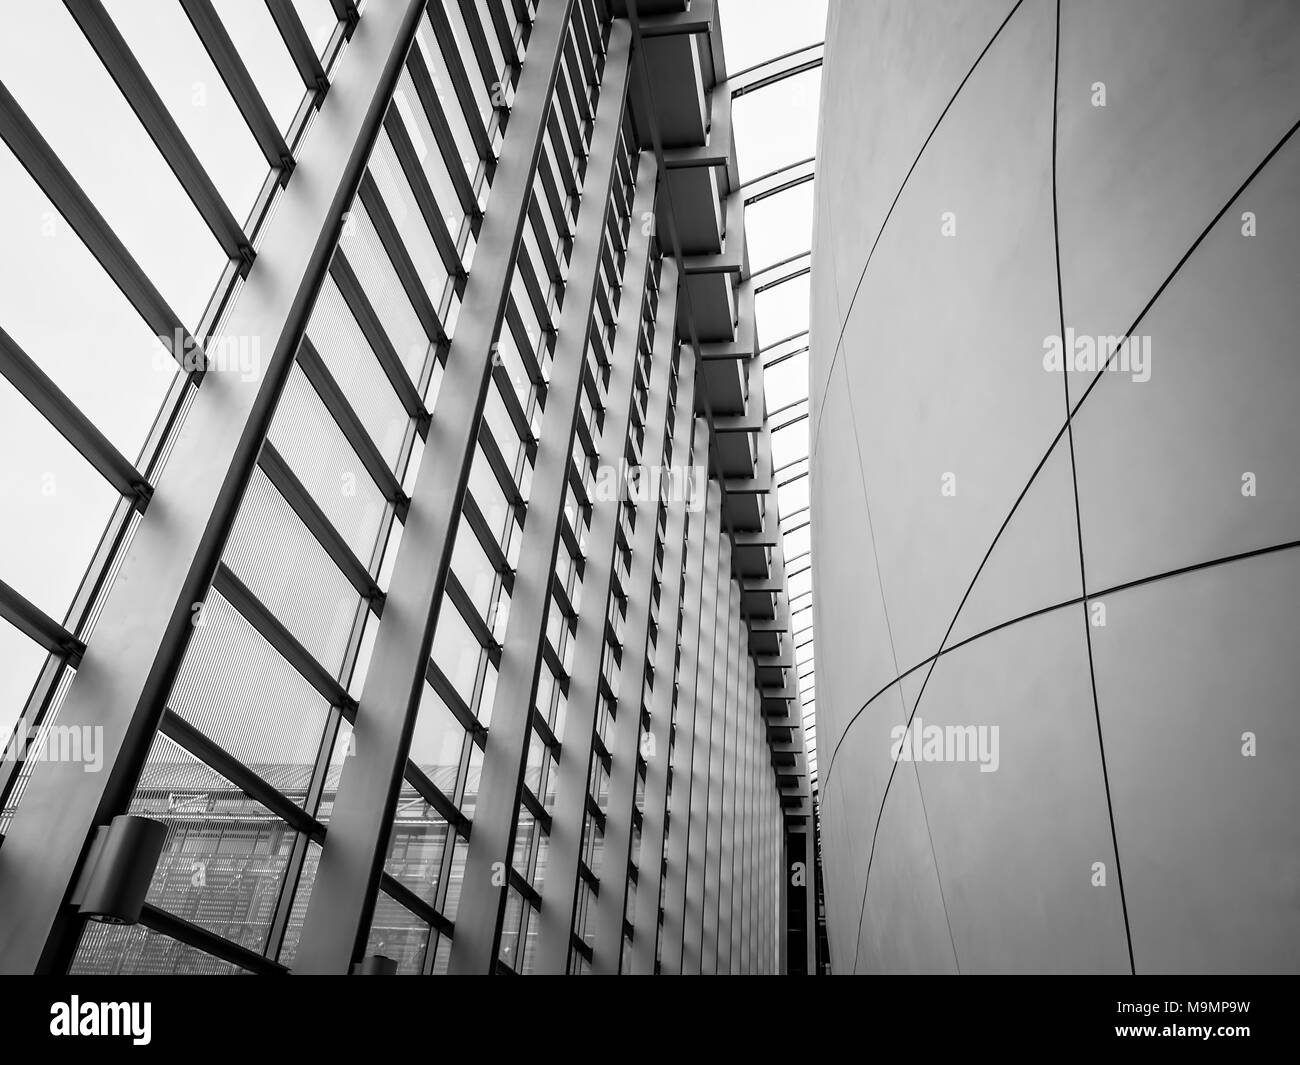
top-left (441, 832), bottom-right (469, 920)
top-left (0, 373), bottom-right (119, 621)
top-left (0, 143), bottom-right (178, 460)
top-left (410, 679), bottom-right (467, 794)
top-left (385, 778), bottom-right (451, 909)
top-left (102, 0), bottom-right (269, 224)
top-left (430, 931), bottom-right (452, 973)
top-left (305, 273), bottom-right (410, 469)
top-left (268, 365), bottom-right (389, 562)
top-left (414, 13), bottom-right (479, 185)
top-left (731, 70), bottom-right (823, 184)
top-left (367, 127), bottom-right (451, 320)
top-left (430, 600), bottom-right (481, 707)
top-left (365, 891), bottom-right (430, 974)
top-left (745, 181), bottom-right (814, 273)
top-left (291, 0), bottom-right (337, 58)
top-left (392, 68), bottom-right (467, 241)
top-left (225, 467), bottom-right (362, 675)
top-left (459, 741), bottom-right (484, 820)
top-left (0, 617), bottom-right (49, 751)
top-left (498, 886), bottom-right (526, 969)
top-left (477, 660), bottom-right (497, 728)
top-left (337, 197), bottom-right (430, 384)
top-left (450, 520), bottom-right (498, 621)
top-left (129, 733), bottom-right (297, 956)
top-left (211, 0), bottom-right (305, 135)
top-left (276, 838), bottom-right (322, 967)
top-left (0, 1), bottom-right (228, 327)
top-left (71, 922), bottom-right (246, 975)
top-left (171, 590), bottom-right (332, 804)
top-left (313, 718), bottom-right (353, 824)
top-left (442, 0), bottom-right (493, 128)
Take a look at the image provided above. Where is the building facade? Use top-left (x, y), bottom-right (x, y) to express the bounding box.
top-left (0, 0), bottom-right (816, 975)
top-left (811, 0), bottom-right (1300, 973)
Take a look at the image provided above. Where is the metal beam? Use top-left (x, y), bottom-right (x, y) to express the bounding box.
top-left (0, 0), bottom-right (427, 975)
top-left (0, 81), bottom-right (198, 371)
top-left (656, 422), bottom-right (712, 974)
top-left (63, 0), bottom-right (253, 267)
top-left (680, 484), bottom-right (728, 972)
top-left (266, 0), bottom-right (329, 95)
top-left (0, 326), bottom-right (150, 504)
top-left (451, 22), bottom-right (634, 975)
top-left (181, 0), bottom-right (295, 174)
top-left (627, 339), bottom-right (698, 975)
top-left (589, 242), bottom-right (679, 973)
top-left (293, 0), bottom-right (576, 976)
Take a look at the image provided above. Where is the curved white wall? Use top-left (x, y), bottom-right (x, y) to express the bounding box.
top-left (810, 0), bottom-right (1300, 974)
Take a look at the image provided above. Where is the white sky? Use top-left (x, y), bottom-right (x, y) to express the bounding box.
top-left (719, 0), bottom-right (827, 782)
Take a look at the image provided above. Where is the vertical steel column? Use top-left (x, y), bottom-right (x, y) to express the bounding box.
top-left (702, 574), bottom-right (733, 972)
top-left (529, 172), bottom-right (666, 975)
top-left (293, 0), bottom-right (577, 974)
top-left (704, 588), bottom-right (733, 972)
top-left (760, 774), bottom-right (768, 972)
top-left (589, 261), bottom-right (680, 973)
top-left (0, 0), bottom-right (426, 976)
top-left (747, 663), bottom-right (762, 971)
top-left (715, 591), bottom-right (744, 971)
top-left (772, 781), bottom-right (781, 971)
top-left (748, 668), bottom-right (762, 968)
top-left (449, 24), bottom-right (634, 974)
top-left (764, 785), bottom-right (774, 972)
top-left (656, 419), bottom-right (710, 975)
top-left (627, 341), bottom-right (696, 975)
top-left (681, 497), bottom-right (729, 973)
top-left (732, 658), bottom-right (748, 975)
top-left (777, 800), bottom-right (785, 971)
top-left (800, 821), bottom-right (811, 977)
top-left (741, 676), bottom-right (758, 971)
top-left (728, 640), bottom-right (751, 973)
top-left (769, 755), bottom-right (779, 970)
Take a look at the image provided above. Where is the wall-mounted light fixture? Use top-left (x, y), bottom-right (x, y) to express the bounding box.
top-left (70, 814), bottom-right (167, 925)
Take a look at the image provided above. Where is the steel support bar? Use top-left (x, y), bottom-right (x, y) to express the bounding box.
top-left (293, 0), bottom-right (576, 975)
top-left (735, 664), bottom-right (753, 972)
top-left (530, 189), bottom-right (665, 977)
top-left (650, 419), bottom-right (710, 974)
top-left (0, 580), bottom-right (82, 660)
top-left (63, 0), bottom-right (253, 265)
top-left (181, 0), bottom-right (295, 173)
top-left (589, 250), bottom-right (680, 974)
top-left (0, 0), bottom-right (426, 976)
top-left (713, 590), bottom-right (743, 971)
top-left (679, 481), bottom-right (727, 973)
top-left (741, 649), bottom-right (760, 969)
top-left (626, 339), bottom-right (697, 975)
top-left (702, 581), bottom-right (739, 971)
top-left (267, 0), bottom-right (330, 95)
top-left (0, 325), bottom-right (150, 503)
top-left (448, 20), bottom-right (631, 975)
top-left (0, 82), bottom-right (197, 369)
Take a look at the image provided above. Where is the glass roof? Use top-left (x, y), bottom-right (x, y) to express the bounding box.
top-left (720, 0), bottom-right (825, 795)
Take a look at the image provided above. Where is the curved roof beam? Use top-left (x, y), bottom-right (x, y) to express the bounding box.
top-left (730, 42), bottom-right (824, 98)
